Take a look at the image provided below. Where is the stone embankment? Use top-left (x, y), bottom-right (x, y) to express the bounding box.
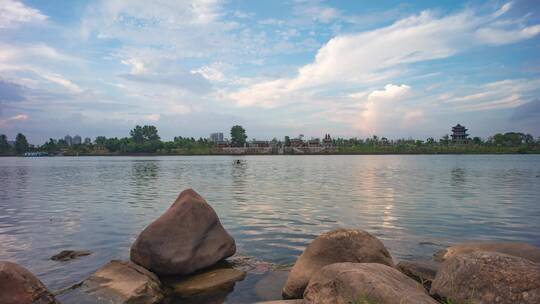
top-left (1, 189), bottom-right (539, 304)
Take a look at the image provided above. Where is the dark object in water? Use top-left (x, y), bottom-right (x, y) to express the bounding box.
top-left (235, 160), bottom-right (241, 164)
top-left (51, 250), bottom-right (91, 261)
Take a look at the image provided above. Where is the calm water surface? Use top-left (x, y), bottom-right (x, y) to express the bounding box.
top-left (1, 155), bottom-right (539, 302)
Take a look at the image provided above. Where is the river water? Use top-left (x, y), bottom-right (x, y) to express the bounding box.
top-left (1, 155), bottom-right (539, 302)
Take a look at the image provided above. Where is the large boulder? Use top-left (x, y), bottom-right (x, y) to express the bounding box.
top-left (130, 189), bottom-right (236, 275)
top-left (0, 261), bottom-right (58, 304)
top-left (303, 263), bottom-right (439, 304)
top-left (57, 260), bottom-right (163, 304)
top-left (434, 242), bottom-right (540, 263)
top-left (396, 261), bottom-right (439, 290)
top-left (431, 251), bottom-right (540, 304)
top-left (282, 229), bottom-right (394, 299)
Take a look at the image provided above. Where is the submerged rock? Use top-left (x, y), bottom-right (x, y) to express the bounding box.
top-left (303, 262), bottom-right (438, 304)
top-left (396, 260), bottom-right (439, 290)
top-left (59, 260), bottom-right (163, 304)
top-left (255, 270), bottom-right (290, 301)
top-left (431, 251), bottom-right (540, 304)
top-left (51, 250), bottom-right (91, 261)
top-left (130, 189), bottom-right (236, 276)
top-left (162, 267), bottom-right (246, 297)
top-left (434, 242), bottom-right (540, 263)
top-left (0, 261), bottom-right (58, 304)
top-left (282, 229), bottom-right (394, 299)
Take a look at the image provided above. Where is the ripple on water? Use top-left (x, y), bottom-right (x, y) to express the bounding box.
top-left (0, 155), bottom-right (539, 298)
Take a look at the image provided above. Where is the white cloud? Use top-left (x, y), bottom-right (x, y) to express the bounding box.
top-left (0, 0), bottom-right (47, 28)
top-left (229, 3), bottom-right (540, 108)
top-left (145, 114), bottom-right (160, 121)
top-left (0, 113), bottom-right (29, 127)
top-left (443, 79), bottom-right (540, 112)
top-left (367, 84), bottom-right (411, 102)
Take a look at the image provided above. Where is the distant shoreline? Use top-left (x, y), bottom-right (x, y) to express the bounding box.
top-left (3, 151), bottom-right (540, 157)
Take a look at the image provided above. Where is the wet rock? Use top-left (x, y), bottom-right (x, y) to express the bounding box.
top-left (162, 267), bottom-right (246, 297)
top-left (431, 251), bottom-right (540, 304)
top-left (303, 262), bottom-right (438, 304)
top-left (434, 242), bottom-right (540, 263)
top-left (59, 260), bottom-right (163, 304)
top-left (226, 255), bottom-right (277, 274)
top-left (0, 261), bottom-right (58, 304)
top-left (51, 250), bottom-right (91, 261)
top-left (396, 260), bottom-right (439, 290)
top-left (282, 229), bottom-right (394, 299)
top-left (130, 189), bottom-right (236, 275)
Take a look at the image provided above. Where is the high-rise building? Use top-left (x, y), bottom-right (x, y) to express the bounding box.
top-left (209, 132), bottom-right (224, 142)
top-left (73, 135), bottom-right (82, 145)
top-left (64, 135), bottom-right (73, 146)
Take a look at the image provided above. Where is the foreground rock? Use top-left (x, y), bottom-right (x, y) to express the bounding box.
top-left (0, 261), bottom-right (58, 304)
top-left (282, 229), bottom-right (394, 299)
top-left (255, 301), bottom-right (304, 304)
top-left (434, 242), bottom-right (540, 263)
top-left (59, 260), bottom-right (163, 304)
top-left (130, 189), bottom-right (236, 276)
top-left (304, 263), bottom-right (438, 304)
top-left (431, 251), bottom-right (540, 304)
top-left (396, 261), bottom-right (439, 290)
top-left (162, 266), bottom-right (246, 297)
top-left (51, 250), bottom-right (91, 261)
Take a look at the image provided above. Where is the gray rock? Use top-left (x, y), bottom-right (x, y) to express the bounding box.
top-left (434, 242), bottom-right (540, 263)
top-left (51, 250), bottom-right (91, 261)
top-left (303, 262), bottom-right (438, 304)
top-left (282, 229), bottom-right (394, 299)
top-left (0, 261), bottom-right (58, 304)
top-left (396, 260), bottom-right (439, 290)
top-left (431, 251), bottom-right (540, 304)
top-left (59, 260), bottom-right (163, 304)
top-left (130, 189), bottom-right (236, 275)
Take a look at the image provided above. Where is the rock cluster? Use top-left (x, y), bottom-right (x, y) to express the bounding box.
top-left (282, 228), bottom-right (394, 299)
top-left (4, 190), bottom-right (540, 304)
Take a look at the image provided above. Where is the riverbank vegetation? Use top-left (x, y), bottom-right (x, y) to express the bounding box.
top-left (1, 126), bottom-right (539, 155)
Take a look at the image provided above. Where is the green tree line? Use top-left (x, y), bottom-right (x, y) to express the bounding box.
top-left (1, 127), bottom-right (539, 156)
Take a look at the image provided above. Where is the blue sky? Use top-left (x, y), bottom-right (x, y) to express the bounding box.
top-left (1, 0), bottom-right (540, 144)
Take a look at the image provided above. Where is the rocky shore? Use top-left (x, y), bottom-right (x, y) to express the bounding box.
top-left (1, 189), bottom-right (540, 304)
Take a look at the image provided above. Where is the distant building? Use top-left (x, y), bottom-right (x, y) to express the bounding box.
top-left (209, 132), bottom-right (224, 142)
top-left (64, 135), bottom-right (73, 146)
top-left (451, 124), bottom-right (469, 143)
top-left (84, 137), bottom-right (92, 145)
top-left (323, 134), bottom-right (333, 147)
top-left (307, 138), bottom-right (320, 147)
top-left (73, 135), bottom-right (82, 145)
top-left (249, 140), bottom-right (270, 148)
top-left (216, 140), bottom-right (231, 148)
top-left (290, 138), bottom-right (305, 147)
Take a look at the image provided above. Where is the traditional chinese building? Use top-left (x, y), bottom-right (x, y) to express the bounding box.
top-left (322, 134), bottom-right (333, 147)
top-left (451, 124), bottom-right (469, 143)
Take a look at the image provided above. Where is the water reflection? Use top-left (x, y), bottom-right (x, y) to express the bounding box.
top-left (0, 155), bottom-right (539, 303)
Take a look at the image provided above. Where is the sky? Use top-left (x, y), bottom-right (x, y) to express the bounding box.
top-left (1, 0), bottom-right (540, 144)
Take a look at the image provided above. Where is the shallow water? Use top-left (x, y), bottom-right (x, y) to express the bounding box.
top-left (1, 155), bottom-right (539, 302)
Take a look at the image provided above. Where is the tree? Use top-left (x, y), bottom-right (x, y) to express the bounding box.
top-left (0, 134), bottom-right (10, 154)
top-left (15, 133), bottom-right (29, 154)
top-left (95, 136), bottom-right (107, 146)
top-left (440, 134), bottom-right (450, 145)
top-left (130, 125), bottom-right (145, 144)
top-left (230, 125), bottom-right (247, 147)
top-left (426, 137), bottom-right (435, 145)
